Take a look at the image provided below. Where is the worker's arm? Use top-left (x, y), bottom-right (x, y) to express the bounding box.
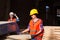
top-left (21, 28), bottom-right (29, 33)
top-left (36, 30), bottom-right (41, 35)
top-left (36, 24), bottom-right (43, 35)
top-left (21, 25), bottom-right (30, 33)
top-left (14, 14), bottom-right (20, 22)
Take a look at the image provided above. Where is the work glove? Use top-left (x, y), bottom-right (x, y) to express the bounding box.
top-left (31, 35), bottom-right (36, 39)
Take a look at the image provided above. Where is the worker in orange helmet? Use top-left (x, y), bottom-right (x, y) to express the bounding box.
top-left (8, 12), bottom-right (20, 34)
top-left (21, 9), bottom-right (44, 40)
top-left (8, 12), bottom-right (19, 22)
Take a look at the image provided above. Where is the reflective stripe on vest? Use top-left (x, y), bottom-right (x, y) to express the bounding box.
top-left (30, 30), bottom-right (37, 32)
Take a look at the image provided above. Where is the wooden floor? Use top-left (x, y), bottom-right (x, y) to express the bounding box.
top-left (42, 26), bottom-right (60, 40)
top-left (1, 26), bottom-right (60, 40)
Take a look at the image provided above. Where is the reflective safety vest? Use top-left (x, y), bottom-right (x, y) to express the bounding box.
top-left (29, 19), bottom-right (44, 37)
top-left (8, 18), bottom-right (17, 22)
top-left (8, 18), bottom-right (19, 31)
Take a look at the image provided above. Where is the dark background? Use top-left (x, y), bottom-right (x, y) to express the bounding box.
top-left (0, 0), bottom-right (60, 29)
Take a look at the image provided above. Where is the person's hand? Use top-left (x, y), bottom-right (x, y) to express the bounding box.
top-left (19, 32), bottom-right (24, 34)
top-left (14, 14), bottom-right (17, 16)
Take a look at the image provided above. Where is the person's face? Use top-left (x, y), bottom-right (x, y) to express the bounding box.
top-left (31, 15), bottom-right (36, 19)
top-left (9, 14), bottom-right (13, 18)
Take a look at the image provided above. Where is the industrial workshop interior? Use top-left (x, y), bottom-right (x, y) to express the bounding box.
top-left (0, 0), bottom-right (60, 40)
